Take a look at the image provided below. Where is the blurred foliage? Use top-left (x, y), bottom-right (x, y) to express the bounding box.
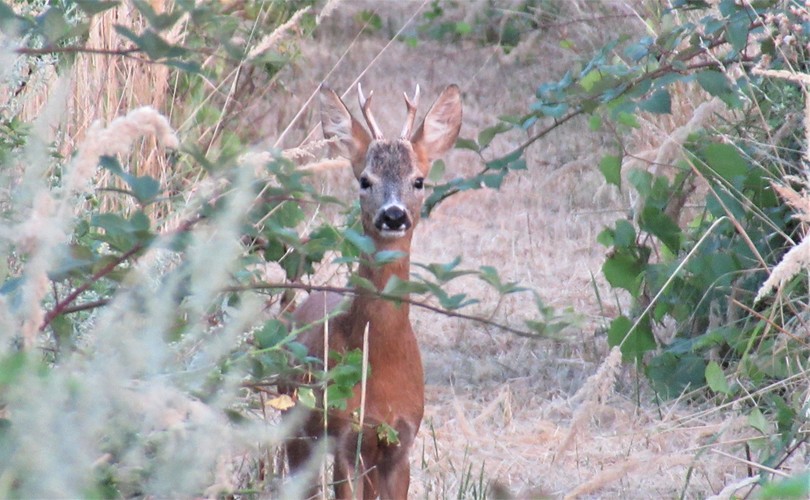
top-left (412, 0), bottom-right (549, 53)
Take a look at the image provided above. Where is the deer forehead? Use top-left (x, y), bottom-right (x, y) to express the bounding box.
top-left (362, 140), bottom-right (424, 179)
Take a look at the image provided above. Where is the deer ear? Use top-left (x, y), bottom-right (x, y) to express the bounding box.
top-left (319, 84), bottom-right (371, 179)
top-left (411, 84), bottom-right (462, 163)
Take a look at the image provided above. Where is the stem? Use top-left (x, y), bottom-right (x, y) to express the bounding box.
top-left (39, 244), bottom-right (144, 331)
top-left (39, 216), bottom-right (202, 331)
top-left (16, 46), bottom-right (141, 56)
top-left (225, 282), bottom-right (548, 339)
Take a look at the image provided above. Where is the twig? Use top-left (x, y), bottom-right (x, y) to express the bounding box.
top-left (711, 449), bottom-right (790, 478)
top-left (45, 278), bottom-right (549, 339)
top-left (731, 299), bottom-right (810, 347)
top-left (225, 282), bottom-right (547, 339)
top-left (16, 46), bottom-right (141, 57)
top-left (39, 216), bottom-right (203, 331)
top-left (39, 244), bottom-right (144, 331)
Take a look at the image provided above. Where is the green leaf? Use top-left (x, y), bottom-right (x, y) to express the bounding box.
top-left (579, 69), bottom-right (602, 92)
top-left (99, 156), bottom-right (161, 203)
top-left (428, 159), bottom-right (445, 183)
top-left (639, 89), bottom-right (672, 114)
top-left (624, 38), bottom-right (652, 61)
top-left (0, 352), bottom-right (27, 387)
top-left (588, 115), bottom-right (602, 131)
top-left (75, 1), bottom-right (120, 15)
top-left (748, 407), bottom-right (768, 434)
top-left (132, 0), bottom-right (184, 30)
top-left (36, 8), bottom-right (71, 45)
top-left (436, 292), bottom-right (476, 310)
top-left (485, 149), bottom-right (521, 170)
top-left (272, 199), bottom-right (305, 228)
top-left (377, 422), bottom-right (400, 445)
top-left (603, 251), bottom-right (645, 297)
top-left (481, 171), bottom-right (507, 188)
top-left (616, 111), bottom-right (640, 128)
top-left (726, 14), bottom-right (750, 53)
top-left (347, 275), bottom-right (376, 292)
top-left (381, 275), bottom-right (429, 298)
top-left (127, 175), bottom-right (161, 203)
top-left (597, 228), bottom-right (614, 247)
top-left (454, 21), bottom-right (471, 35)
top-left (696, 70), bottom-right (730, 96)
top-left (647, 352), bottom-right (705, 398)
top-left (415, 257), bottom-right (475, 283)
top-left (477, 123), bottom-right (512, 148)
top-left (356, 10), bottom-right (382, 32)
top-left (627, 168), bottom-right (653, 196)
top-left (342, 228), bottom-right (375, 255)
top-left (613, 220), bottom-right (636, 249)
top-left (639, 206), bottom-right (681, 253)
top-left (702, 143), bottom-right (748, 183)
top-left (705, 361), bottom-right (731, 395)
top-left (374, 250), bottom-right (406, 264)
top-left (455, 137), bottom-right (480, 152)
top-left (297, 387), bottom-right (316, 409)
top-left (531, 102), bottom-right (569, 118)
top-left (759, 472), bottom-right (810, 499)
top-left (607, 315), bottom-right (656, 361)
top-left (287, 342), bottom-right (310, 362)
top-left (255, 319), bottom-right (287, 349)
top-left (478, 266), bottom-right (526, 294)
top-left (695, 70), bottom-right (741, 108)
top-left (114, 25), bottom-right (187, 60)
top-left (599, 155), bottom-right (622, 188)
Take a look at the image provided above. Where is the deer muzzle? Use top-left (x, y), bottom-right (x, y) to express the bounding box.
top-left (375, 204), bottom-right (411, 237)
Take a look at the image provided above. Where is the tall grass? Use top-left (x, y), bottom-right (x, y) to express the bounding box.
top-left (0, 1), bottom-right (324, 496)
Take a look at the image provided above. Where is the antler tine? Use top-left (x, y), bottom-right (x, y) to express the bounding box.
top-left (400, 84), bottom-right (420, 139)
top-left (357, 82), bottom-right (384, 140)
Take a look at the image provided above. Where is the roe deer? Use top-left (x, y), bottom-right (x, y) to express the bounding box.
top-left (286, 82), bottom-right (462, 499)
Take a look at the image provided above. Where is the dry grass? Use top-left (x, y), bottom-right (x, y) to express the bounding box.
top-left (70, 2), bottom-right (176, 210)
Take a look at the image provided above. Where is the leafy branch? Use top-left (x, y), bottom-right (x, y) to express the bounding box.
top-left (426, 8), bottom-right (763, 214)
top-left (39, 215), bottom-right (203, 332)
top-left (227, 281), bottom-right (565, 339)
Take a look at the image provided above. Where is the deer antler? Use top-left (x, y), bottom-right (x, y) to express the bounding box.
top-left (400, 84), bottom-right (420, 139)
top-left (357, 82), bottom-right (384, 140)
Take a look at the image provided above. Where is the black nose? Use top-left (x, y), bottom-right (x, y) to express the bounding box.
top-left (378, 205), bottom-right (409, 231)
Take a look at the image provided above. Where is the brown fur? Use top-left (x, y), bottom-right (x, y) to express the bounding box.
top-left (285, 84), bottom-right (462, 499)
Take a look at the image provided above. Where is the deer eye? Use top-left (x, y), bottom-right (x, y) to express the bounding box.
top-left (413, 177), bottom-right (424, 190)
top-left (359, 176), bottom-right (372, 190)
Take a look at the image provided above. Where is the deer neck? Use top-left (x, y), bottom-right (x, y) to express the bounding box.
top-left (343, 235), bottom-right (413, 346)
top-left (360, 236), bottom-right (411, 291)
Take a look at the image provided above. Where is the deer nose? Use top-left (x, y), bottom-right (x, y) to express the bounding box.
top-left (377, 205), bottom-right (409, 231)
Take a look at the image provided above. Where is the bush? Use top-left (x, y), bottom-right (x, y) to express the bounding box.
top-left (431, 0), bottom-right (810, 493)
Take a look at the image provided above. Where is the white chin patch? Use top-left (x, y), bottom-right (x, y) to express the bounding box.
top-left (378, 228), bottom-right (406, 239)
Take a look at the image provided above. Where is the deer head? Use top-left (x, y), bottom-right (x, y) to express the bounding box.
top-left (319, 83), bottom-right (462, 245)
